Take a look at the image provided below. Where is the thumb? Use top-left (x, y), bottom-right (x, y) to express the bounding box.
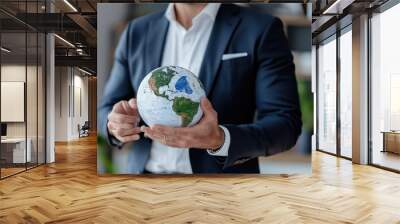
top-left (120, 100), bottom-right (133, 115)
top-left (128, 98), bottom-right (137, 110)
top-left (124, 98), bottom-right (138, 116)
top-left (113, 100), bottom-right (128, 113)
top-left (200, 97), bottom-right (215, 117)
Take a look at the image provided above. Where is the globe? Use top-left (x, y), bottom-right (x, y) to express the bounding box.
top-left (137, 66), bottom-right (206, 127)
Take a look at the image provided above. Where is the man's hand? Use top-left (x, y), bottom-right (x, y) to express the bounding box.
top-left (142, 97), bottom-right (224, 149)
top-left (107, 98), bottom-right (141, 143)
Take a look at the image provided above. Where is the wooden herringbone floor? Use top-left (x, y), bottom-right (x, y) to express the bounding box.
top-left (1, 135), bottom-right (400, 224)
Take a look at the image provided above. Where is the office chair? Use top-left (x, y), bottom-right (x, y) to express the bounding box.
top-left (79, 121), bottom-right (90, 138)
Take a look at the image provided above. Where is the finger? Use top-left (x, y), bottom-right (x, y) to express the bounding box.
top-left (163, 136), bottom-right (190, 148)
top-left (151, 125), bottom-right (178, 136)
top-left (153, 125), bottom-right (194, 138)
top-left (151, 125), bottom-right (194, 143)
top-left (165, 139), bottom-right (188, 148)
top-left (142, 126), bottom-right (164, 140)
top-left (121, 100), bottom-right (138, 116)
top-left (200, 97), bottom-right (217, 118)
top-left (112, 100), bottom-right (138, 116)
top-left (128, 99), bottom-right (140, 125)
top-left (114, 128), bottom-right (141, 137)
top-left (144, 130), bottom-right (186, 147)
top-left (128, 98), bottom-right (138, 112)
top-left (115, 134), bottom-right (140, 143)
top-left (142, 126), bottom-right (175, 142)
top-left (155, 124), bottom-right (198, 140)
top-left (108, 122), bottom-right (139, 135)
top-left (144, 130), bottom-right (163, 142)
top-left (108, 121), bottom-right (137, 130)
top-left (109, 125), bottom-right (141, 137)
top-left (149, 125), bottom-right (195, 147)
top-left (108, 112), bottom-right (139, 124)
top-left (112, 101), bottom-right (128, 114)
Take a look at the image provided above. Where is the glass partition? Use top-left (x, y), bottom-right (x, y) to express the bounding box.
top-left (38, 32), bottom-right (45, 165)
top-left (1, 31), bottom-right (28, 177)
top-left (317, 36), bottom-right (337, 154)
top-left (0, 1), bottom-right (46, 179)
top-left (27, 31), bottom-right (38, 169)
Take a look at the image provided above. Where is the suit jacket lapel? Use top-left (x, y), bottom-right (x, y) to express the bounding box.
top-left (198, 4), bottom-right (241, 96)
top-left (145, 15), bottom-right (169, 74)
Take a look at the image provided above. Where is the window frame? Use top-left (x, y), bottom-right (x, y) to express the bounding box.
top-left (315, 20), bottom-right (353, 160)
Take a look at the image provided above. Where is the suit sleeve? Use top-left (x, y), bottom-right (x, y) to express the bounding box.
top-left (223, 18), bottom-right (302, 169)
top-left (98, 24), bottom-right (136, 146)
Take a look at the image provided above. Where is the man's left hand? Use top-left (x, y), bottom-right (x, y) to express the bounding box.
top-left (141, 97), bottom-right (224, 150)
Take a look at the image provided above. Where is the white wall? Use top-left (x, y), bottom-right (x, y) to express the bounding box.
top-left (71, 73), bottom-right (89, 138)
top-left (55, 67), bottom-right (68, 141)
top-left (55, 67), bottom-right (89, 141)
top-left (1, 65), bottom-right (41, 137)
top-left (1, 65), bottom-right (26, 135)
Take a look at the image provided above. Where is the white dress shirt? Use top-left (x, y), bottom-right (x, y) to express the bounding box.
top-left (145, 3), bottom-right (231, 174)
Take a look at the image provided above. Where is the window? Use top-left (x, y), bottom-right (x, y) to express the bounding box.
top-left (317, 36), bottom-right (337, 154)
top-left (339, 28), bottom-right (352, 158)
top-left (370, 2), bottom-right (400, 171)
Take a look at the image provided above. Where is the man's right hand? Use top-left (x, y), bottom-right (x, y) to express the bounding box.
top-left (107, 98), bottom-right (141, 143)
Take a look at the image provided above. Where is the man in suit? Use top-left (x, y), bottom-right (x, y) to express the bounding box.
top-left (99, 3), bottom-right (302, 174)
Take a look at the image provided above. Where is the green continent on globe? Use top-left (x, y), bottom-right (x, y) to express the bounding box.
top-left (148, 67), bottom-right (176, 98)
top-left (172, 97), bottom-right (199, 127)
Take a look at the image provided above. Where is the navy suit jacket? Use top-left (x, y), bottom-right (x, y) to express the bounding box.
top-left (99, 4), bottom-right (302, 174)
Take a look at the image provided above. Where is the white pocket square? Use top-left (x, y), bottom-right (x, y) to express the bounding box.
top-left (222, 52), bottom-right (248, 61)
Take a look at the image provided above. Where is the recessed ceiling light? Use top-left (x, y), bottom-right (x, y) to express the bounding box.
top-left (323, 0), bottom-right (353, 15)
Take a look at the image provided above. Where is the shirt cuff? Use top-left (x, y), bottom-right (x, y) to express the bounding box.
top-left (207, 125), bottom-right (230, 157)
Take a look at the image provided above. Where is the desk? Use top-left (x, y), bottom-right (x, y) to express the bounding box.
top-left (382, 131), bottom-right (400, 154)
top-left (1, 138), bottom-right (31, 164)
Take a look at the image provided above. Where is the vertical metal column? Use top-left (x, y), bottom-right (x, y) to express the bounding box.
top-left (315, 45), bottom-right (320, 151)
top-left (46, 0), bottom-right (56, 163)
top-left (336, 27), bottom-right (341, 157)
top-left (25, 0), bottom-right (28, 171)
top-left (352, 14), bottom-right (369, 164)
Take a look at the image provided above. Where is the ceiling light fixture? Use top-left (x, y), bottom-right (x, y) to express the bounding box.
top-left (78, 67), bottom-right (93, 76)
top-left (1, 47), bottom-right (11, 53)
top-left (322, 0), bottom-right (353, 15)
top-left (63, 0), bottom-right (78, 12)
top-left (54, 34), bottom-right (75, 48)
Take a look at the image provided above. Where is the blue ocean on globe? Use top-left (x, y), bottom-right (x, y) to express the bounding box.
top-left (175, 76), bottom-right (193, 94)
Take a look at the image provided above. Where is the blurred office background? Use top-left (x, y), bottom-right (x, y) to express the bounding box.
top-left (0, 0), bottom-right (98, 179)
top-left (312, 0), bottom-right (400, 172)
top-left (97, 3), bottom-right (313, 174)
